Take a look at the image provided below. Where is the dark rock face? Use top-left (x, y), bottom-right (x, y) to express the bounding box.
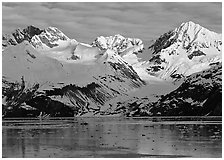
top-left (25, 95), bottom-right (75, 117)
top-left (2, 76), bottom-right (40, 117)
top-left (146, 31), bottom-right (178, 76)
top-left (46, 83), bottom-right (113, 106)
top-left (153, 62), bottom-right (222, 116)
top-left (70, 54), bottom-right (80, 60)
top-left (2, 26), bottom-right (43, 49)
top-left (38, 36), bottom-right (58, 48)
top-left (3, 71), bottom-right (145, 117)
top-left (148, 30), bottom-right (177, 55)
top-left (188, 50), bottom-right (206, 59)
top-left (108, 62), bottom-right (146, 86)
top-left (2, 80), bottom-right (105, 117)
top-left (45, 27), bottom-right (68, 41)
top-left (14, 25), bottom-right (43, 43)
top-left (147, 65), bottom-right (164, 74)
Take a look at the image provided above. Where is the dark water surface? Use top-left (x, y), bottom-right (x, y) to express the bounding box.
top-left (2, 117), bottom-right (222, 158)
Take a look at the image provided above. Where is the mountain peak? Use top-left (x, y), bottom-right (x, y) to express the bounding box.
top-left (2, 25), bottom-right (43, 49)
top-left (147, 21), bottom-right (222, 80)
top-left (177, 21), bottom-right (202, 34)
top-left (175, 21), bottom-right (221, 49)
top-left (30, 26), bottom-right (70, 49)
top-left (2, 25), bottom-right (71, 50)
top-left (45, 26), bottom-right (68, 39)
top-left (92, 34), bottom-right (144, 55)
top-left (181, 21), bottom-right (198, 27)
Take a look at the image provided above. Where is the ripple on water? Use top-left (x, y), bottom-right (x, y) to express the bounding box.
top-left (2, 117), bottom-right (222, 158)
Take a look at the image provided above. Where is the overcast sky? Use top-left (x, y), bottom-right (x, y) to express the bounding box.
top-left (2, 2), bottom-right (222, 44)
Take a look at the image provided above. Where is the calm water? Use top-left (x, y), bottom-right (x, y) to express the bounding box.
top-left (2, 117), bottom-right (222, 158)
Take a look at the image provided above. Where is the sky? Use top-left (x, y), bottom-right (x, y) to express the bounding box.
top-left (2, 2), bottom-right (222, 44)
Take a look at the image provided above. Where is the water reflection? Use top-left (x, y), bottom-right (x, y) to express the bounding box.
top-left (2, 118), bottom-right (222, 158)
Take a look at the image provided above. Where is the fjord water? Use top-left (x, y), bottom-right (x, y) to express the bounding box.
top-left (2, 117), bottom-right (222, 158)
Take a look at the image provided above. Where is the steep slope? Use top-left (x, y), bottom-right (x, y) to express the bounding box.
top-left (2, 25), bottom-right (79, 61)
top-left (91, 34), bottom-right (144, 67)
top-left (2, 25), bottom-right (43, 50)
top-left (31, 26), bottom-right (75, 50)
top-left (111, 62), bottom-right (221, 116)
top-left (91, 34), bottom-right (159, 81)
top-left (146, 21), bottom-right (222, 80)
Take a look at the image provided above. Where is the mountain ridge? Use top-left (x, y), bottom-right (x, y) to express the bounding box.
top-left (2, 21), bottom-right (222, 117)
top-left (146, 21), bottom-right (222, 80)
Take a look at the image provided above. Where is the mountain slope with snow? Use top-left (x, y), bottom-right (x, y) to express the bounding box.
top-left (2, 22), bottom-right (222, 117)
top-left (151, 62), bottom-right (222, 116)
top-left (109, 62), bottom-right (221, 116)
top-left (2, 27), bottom-right (146, 117)
top-left (2, 25), bottom-right (43, 50)
top-left (92, 34), bottom-right (144, 55)
top-left (91, 34), bottom-right (161, 81)
top-left (146, 21), bottom-right (222, 80)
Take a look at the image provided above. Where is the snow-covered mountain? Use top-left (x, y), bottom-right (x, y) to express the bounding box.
top-left (109, 62), bottom-right (221, 116)
top-left (2, 21), bottom-right (222, 117)
top-left (146, 21), bottom-right (222, 80)
top-left (31, 26), bottom-right (71, 49)
top-left (2, 25), bottom-right (43, 50)
top-left (91, 34), bottom-right (160, 81)
top-left (92, 34), bottom-right (143, 54)
top-left (2, 26), bottom-right (146, 117)
top-left (151, 62), bottom-right (222, 116)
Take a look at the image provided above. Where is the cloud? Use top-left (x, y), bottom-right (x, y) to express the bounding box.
top-left (2, 2), bottom-right (222, 44)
